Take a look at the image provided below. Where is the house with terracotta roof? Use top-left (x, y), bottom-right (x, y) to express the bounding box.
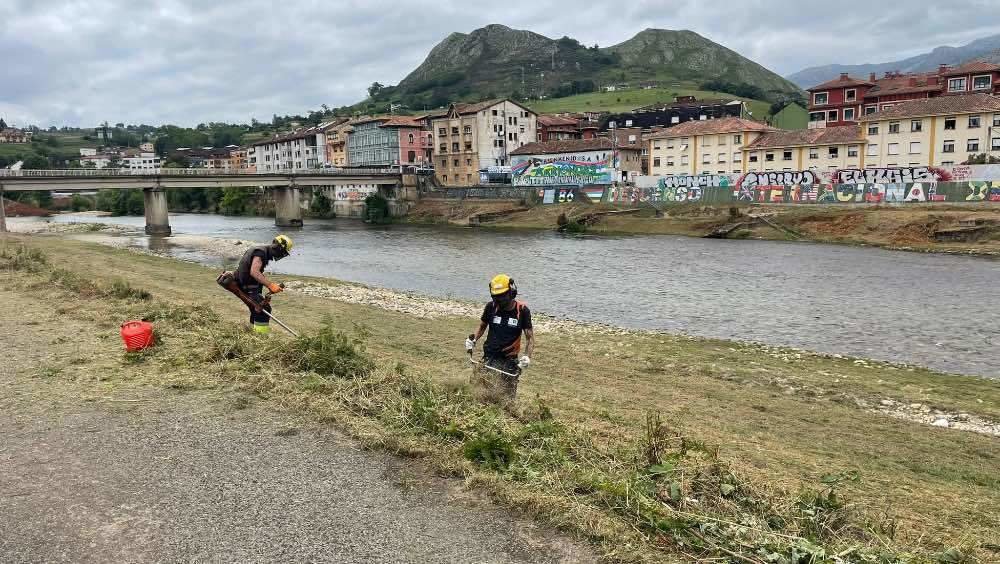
top-left (807, 62), bottom-right (1000, 128)
top-left (430, 99), bottom-right (537, 186)
top-left (743, 126), bottom-right (865, 172)
top-left (858, 93), bottom-right (1000, 168)
top-left (346, 115), bottom-right (433, 167)
top-left (646, 117), bottom-right (775, 176)
top-left (249, 120), bottom-right (343, 172)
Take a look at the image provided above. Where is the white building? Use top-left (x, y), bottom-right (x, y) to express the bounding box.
top-left (122, 152), bottom-right (161, 172)
top-left (249, 120), bottom-right (340, 172)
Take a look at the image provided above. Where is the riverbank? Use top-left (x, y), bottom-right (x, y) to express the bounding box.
top-left (407, 200), bottom-right (1000, 256)
top-left (2, 234), bottom-right (998, 562)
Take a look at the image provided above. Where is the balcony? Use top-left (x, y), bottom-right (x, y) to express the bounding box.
top-left (807, 121), bottom-right (828, 130)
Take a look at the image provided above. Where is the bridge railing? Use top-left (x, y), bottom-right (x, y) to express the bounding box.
top-left (0, 167), bottom-right (402, 178)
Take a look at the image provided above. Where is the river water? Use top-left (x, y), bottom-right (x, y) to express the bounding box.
top-left (18, 213), bottom-right (1000, 378)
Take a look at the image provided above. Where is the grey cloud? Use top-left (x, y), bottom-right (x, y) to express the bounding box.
top-left (1, 0), bottom-right (998, 127)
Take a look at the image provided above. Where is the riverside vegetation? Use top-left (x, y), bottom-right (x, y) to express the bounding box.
top-left (2, 236), bottom-right (998, 563)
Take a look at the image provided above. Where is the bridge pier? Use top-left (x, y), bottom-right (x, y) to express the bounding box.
top-left (274, 186), bottom-right (303, 228)
top-left (143, 188), bottom-right (171, 236)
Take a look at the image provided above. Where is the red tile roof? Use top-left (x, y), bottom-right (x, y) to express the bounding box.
top-left (859, 93), bottom-right (1000, 121)
top-left (646, 117), bottom-right (774, 139)
top-left (941, 61), bottom-right (1000, 76)
top-left (807, 76), bottom-right (874, 92)
top-left (746, 126), bottom-right (864, 149)
top-left (537, 115), bottom-right (580, 127)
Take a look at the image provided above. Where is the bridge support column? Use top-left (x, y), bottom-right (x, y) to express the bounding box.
top-left (274, 186), bottom-right (303, 228)
top-left (143, 188), bottom-right (171, 236)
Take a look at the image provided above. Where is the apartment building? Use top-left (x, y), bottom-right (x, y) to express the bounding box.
top-left (604, 97), bottom-right (745, 132)
top-left (431, 99), bottom-right (537, 186)
top-left (743, 126), bottom-right (865, 172)
top-left (249, 120), bottom-right (340, 172)
top-left (646, 117), bottom-right (774, 176)
top-left (807, 62), bottom-right (1000, 128)
top-left (0, 127), bottom-right (32, 143)
top-left (324, 119), bottom-right (354, 167)
top-left (859, 93), bottom-right (1000, 168)
top-left (346, 116), bottom-right (433, 167)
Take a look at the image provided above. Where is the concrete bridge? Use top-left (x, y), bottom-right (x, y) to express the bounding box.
top-left (0, 169), bottom-right (408, 235)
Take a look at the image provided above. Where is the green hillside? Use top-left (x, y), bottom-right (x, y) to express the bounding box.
top-left (526, 84), bottom-right (771, 119)
top-left (364, 24), bottom-right (804, 114)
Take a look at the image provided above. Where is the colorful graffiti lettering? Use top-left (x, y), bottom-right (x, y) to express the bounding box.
top-left (610, 185), bottom-right (704, 204)
top-left (660, 174), bottom-right (731, 189)
top-left (966, 181), bottom-right (1000, 201)
top-left (335, 186), bottom-right (378, 201)
top-left (512, 157), bottom-right (611, 186)
top-left (738, 170), bottom-right (819, 189)
top-left (836, 167), bottom-right (948, 184)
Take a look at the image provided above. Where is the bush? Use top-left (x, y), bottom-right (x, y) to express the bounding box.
top-left (219, 187), bottom-right (252, 216)
top-left (364, 193), bottom-right (390, 224)
top-left (309, 191), bottom-right (334, 218)
top-left (70, 194), bottom-right (91, 212)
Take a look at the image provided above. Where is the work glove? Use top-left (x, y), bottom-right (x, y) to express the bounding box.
top-left (267, 282), bottom-right (283, 294)
top-left (465, 336), bottom-right (476, 351)
top-left (518, 356), bottom-right (531, 369)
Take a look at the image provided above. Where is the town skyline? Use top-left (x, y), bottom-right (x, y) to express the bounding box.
top-left (3, 0), bottom-right (1000, 128)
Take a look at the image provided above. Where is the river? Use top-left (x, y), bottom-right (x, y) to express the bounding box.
top-left (15, 213), bottom-right (1000, 378)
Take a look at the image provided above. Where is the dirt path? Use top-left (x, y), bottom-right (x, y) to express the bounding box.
top-left (0, 294), bottom-right (594, 563)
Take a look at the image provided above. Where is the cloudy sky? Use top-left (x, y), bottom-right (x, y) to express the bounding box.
top-left (2, 0), bottom-right (999, 128)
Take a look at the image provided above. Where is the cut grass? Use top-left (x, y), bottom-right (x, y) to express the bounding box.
top-left (525, 84), bottom-right (772, 120)
top-left (3, 235), bottom-right (999, 562)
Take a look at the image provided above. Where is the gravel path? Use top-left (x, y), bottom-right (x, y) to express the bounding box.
top-left (0, 379), bottom-right (593, 563)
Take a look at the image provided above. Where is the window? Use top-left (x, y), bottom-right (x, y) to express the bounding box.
top-left (699, 114), bottom-right (707, 120)
top-left (733, 134), bottom-right (742, 144)
top-left (653, 144), bottom-right (661, 150)
top-left (666, 140), bottom-right (674, 149)
top-left (451, 142), bottom-right (459, 152)
top-left (451, 127), bottom-right (459, 135)
top-left (942, 140), bottom-right (955, 153)
top-left (867, 144), bottom-right (878, 156)
top-left (453, 159), bottom-right (459, 167)
top-left (492, 109), bottom-right (498, 116)
top-left (681, 155), bottom-right (689, 166)
top-left (828, 110), bottom-right (838, 122)
top-left (972, 74), bottom-right (993, 90)
top-left (968, 139), bottom-right (980, 152)
top-left (439, 143), bottom-right (447, 153)
top-left (992, 136), bottom-right (1000, 151)
top-left (828, 147), bottom-right (839, 158)
top-left (994, 114), bottom-right (1000, 127)
top-left (944, 118), bottom-right (956, 130)
top-left (749, 154), bottom-right (758, 163)
top-left (464, 142), bottom-right (472, 151)
top-left (625, 119), bottom-right (633, 127)
top-left (909, 141), bottom-right (921, 154)
top-left (463, 125), bottom-right (472, 134)
top-left (809, 112), bottom-right (825, 122)
top-left (407, 150), bottom-right (416, 162)
top-left (702, 137), bottom-right (711, 147)
top-left (843, 108), bottom-right (856, 121)
top-left (653, 157), bottom-right (661, 167)
top-left (848, 146), bottom-right (859, 157)
top-left (865, 106), bottom-right (877, 115)
top-left (733, 152), bottom-right (742, 163)
top-left (702, 154), bottom-right (711, 164)
top-left (408, 133), bottom-right (415, 143)
top-left (969, 116), bottom-right (981, 128)
top-left (889, 122), bottom-right (900, 134)
top-left (718, 153), bottom-right (726, 163)
top-left (442, 175), bottom-right (448, 182)
top-left (813, 92), bottom-right (829, 105)
top-left (845, 89), bottom-right (857, 101)
top-left (783, 150), bottom-right (793, 161)
top-left (868, 124), bottom-right (879, 135)
top-left (466, 159), bottom-right (472, 166)
top-left (666, 157), bottom-right (675, 166)
top-left (911, 120), bottom-right (922, 132)
top-left (948, 78), bottom-right (967, 92)
top-left (765, 153), bottom-right (775, 162)
top-left (887, 143), bottom-right (899, 155)
top-left (809, 148), bottom-right (819, 159)
top-left (440, 158), bottom-right (447, 167)
top-left (941, 161), bottom-right (955, 166)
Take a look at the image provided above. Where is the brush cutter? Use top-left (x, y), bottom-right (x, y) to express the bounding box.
top-left (466, 333), bottom-right (519, 378)
top-left (216, 271), bottom-right (299, 337)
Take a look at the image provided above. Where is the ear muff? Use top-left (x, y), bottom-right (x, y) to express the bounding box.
top-left (508, 279), bottom-right (517, 300)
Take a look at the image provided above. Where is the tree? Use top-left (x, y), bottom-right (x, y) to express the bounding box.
top-left (309, 191), bottom-right (333, 218)
top-left (963, 153), bottom-right (1000, 165)
top-left (368, 82), bottom-right (386, 98)
top-left (0, 117), bottom-right (7, 129)
top-left (33, 191), bottom-right (53, 209)
top-left (22, 155), bottom-right (49, 169)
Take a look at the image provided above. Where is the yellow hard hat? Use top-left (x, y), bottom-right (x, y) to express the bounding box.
top-left (273, 234), bottom-right (293, 253)
top-left (489, 274), bottom-right (516, 296)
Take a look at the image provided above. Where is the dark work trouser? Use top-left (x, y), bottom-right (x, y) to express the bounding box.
top-left (243, 286), bottom-right (272, 333)
top-left (479, 354), bottom-right (521, 399)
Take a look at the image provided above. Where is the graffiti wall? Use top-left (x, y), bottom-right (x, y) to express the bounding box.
top-left (511, 150), bottom-right (615, 187)
top-left (630, 165), bottom-right (1000, 206)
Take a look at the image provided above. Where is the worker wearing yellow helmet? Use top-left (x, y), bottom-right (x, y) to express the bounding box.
top-left (466, 274), bottom-right (535, 400)
top-left (234, 235), bottom-right (293, 334)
